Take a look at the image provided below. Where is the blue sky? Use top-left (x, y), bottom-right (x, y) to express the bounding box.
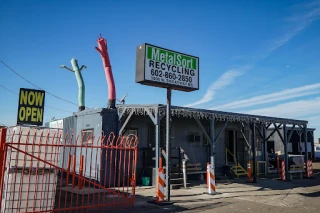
top-left (1, 0), bottom-right (320, 140)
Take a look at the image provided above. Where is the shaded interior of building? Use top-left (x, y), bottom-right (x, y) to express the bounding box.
top-left (50, 104), bottom-right (315, 189)
top-left (117, 104), bottom-right (314, 186)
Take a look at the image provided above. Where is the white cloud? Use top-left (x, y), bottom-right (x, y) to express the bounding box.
top-left (243, 97), bottom-right (320, 118)
top-left (268, 5), bottom-right (320, 53)
top-left (184, 66), bottom-right (249, 107)
top-left (185, 2), bottom-right (320, 109)
top-left (212, 83), bottom-right (320, 110)
top-left (306, 1), bottom-right (320, 8)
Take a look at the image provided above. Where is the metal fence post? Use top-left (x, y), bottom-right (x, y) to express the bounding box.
top-left (0, 128), bottom-right (7, 210)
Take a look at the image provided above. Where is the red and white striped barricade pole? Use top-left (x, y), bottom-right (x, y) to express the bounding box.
top-left (207, 163), bottom-right (216, 195)
top-left (281, 160), bottom-right (286, 181)
top-left (156, 167), bottom-right (165, 202)
top-left (307, 160), bottom-right (313, 178)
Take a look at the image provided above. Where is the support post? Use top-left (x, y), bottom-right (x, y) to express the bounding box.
top-left (311, 130), bottom-right (315, 160)
top-left (287, 125), bottom-right (296, 142)
top-left (155, 108), bottom-right (160, 181)
top-left (274, 124), bottom-right (285, 144)
top-left (214, 121), bottom-right (229, 143)
top-left (266, 124), bottom-right (282, 142)
top-left (283, 124), bottom-right (289, 181)
top-left (304, 124), bottom-right (308, 166)
top-left (210, 119), bottom-right (215, 168)
top-left (119, 110), bottom-right (134, 135)
top-left (0, 128), bottom-right (7, 210)
top-left (195, 118), bottom-right (213, 146)
top-left (263, 124), bottom-right (268, 175)
top-left (182, 160), bottom-right (187, 189)
top-left (240, 123), bottom-right (250, 148)
top-left (165, 88), bottom-right (172, 201)
top-left (251, 123), bottom-right (257, 183)
top-left (299, 131), bottom-right (302, 155)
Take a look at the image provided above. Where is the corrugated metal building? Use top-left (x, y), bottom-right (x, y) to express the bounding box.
top-left (46, 108), bottom-right (119, 185)
top-left (56, 104), bottom-right (313, 186)
top-left (266, 127), bottom-right (315, 158)
top-left (117, 104), bottom-right (312, 185)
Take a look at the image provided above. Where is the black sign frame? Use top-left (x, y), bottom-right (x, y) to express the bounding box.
top-left (135, 43), bottom-right (200, 92)
top-left (17, 88), bottom-right (46, 126)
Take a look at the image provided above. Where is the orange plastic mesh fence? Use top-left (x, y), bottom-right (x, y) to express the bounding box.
top-left (0, 126), bottom-right (139, 213)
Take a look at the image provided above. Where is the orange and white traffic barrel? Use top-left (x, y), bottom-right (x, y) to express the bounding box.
top-left (156, 167), bottom-right (165, 202)
top-left (207, 164), bottom-right (216, 195)
top-left (307, 160), bottom-right (313, 178)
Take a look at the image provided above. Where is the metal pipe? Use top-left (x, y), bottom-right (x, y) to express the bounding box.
top-left (182, 160), bottom-right (187, 188)
top-left (283, 124), bottom-right (289, 181)
top-left (165, 88), bottom-right (172, 201)
top-left (251, 123), bottom-right (257, 182)
top-left (210, 119), bottom-right (215, 168)
top-left (299, 131), bottom-right (302, 155)
top-left (0, 128), bottom-right (7, 209)
top-left (304, 125), bottom-right (308, 165)
top-left (155, 109), bottom-right (160, 181)
top-left (263, 124), bottom-right (268, 176)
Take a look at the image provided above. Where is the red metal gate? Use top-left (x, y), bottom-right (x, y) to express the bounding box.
top-left (0, 126), bottom-right (138, 213)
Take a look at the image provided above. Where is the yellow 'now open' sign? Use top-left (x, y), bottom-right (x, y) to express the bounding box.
top-left (17, 88), bottom-right (46, 126)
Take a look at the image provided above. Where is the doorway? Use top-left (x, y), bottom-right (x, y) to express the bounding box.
top-left (267, 141), bottom-right (275, 153)
top-left (226, 130), bottom-right (236, 164)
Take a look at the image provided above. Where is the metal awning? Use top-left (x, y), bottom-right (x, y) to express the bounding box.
top-left (117, 104), bottom-right (308, 125)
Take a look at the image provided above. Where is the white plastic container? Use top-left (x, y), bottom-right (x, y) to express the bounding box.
top-left (1, 168), bottom-right (57, 213)
top-left (1, 126), bottom-right (61, 213)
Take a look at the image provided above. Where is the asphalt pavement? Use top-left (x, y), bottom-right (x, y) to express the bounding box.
top-left (116, 162), bottom-right (320, 213)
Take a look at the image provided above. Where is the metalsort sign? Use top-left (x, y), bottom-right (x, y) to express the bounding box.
top-left (136, 43), bottom-right (199, 91)
top-left (17, 88), bottom-right (45, 126)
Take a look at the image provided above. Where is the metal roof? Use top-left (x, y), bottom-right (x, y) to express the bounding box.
top-left (117, 104), bottom-right (308, 126)
top-left (72, 108), bottom-right (117, 116)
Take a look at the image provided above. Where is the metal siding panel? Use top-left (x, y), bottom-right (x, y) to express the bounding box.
top-left (76, 112), bottom-right (103, 181)
top-left (100, 109), bottom-right (119, 186)
top-left (172, 118), bottom-right (208, 166)
top-left (62, 116), bottom-right (77, 170)
top-left (102, 109), bottom-right (119, 138)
